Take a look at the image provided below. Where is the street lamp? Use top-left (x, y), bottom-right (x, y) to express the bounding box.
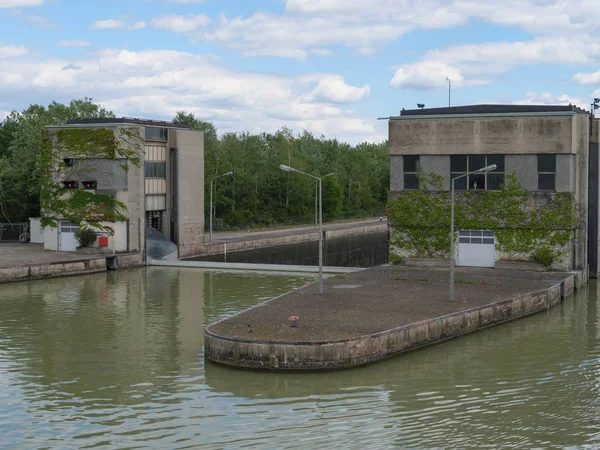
top-left (209, 171), bottom-right (233, 241)
top-left (449, 164), bottom-right (497, 302)
top-left (315, 173), bottom-right (335, 230)
top-left (280, 164), bottom-right (326, 294)
top-left (446, 77), bottom-right (451, 107)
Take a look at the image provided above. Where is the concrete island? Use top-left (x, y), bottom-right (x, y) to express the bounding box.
top-left (205, 265), bottom-right (582, 371)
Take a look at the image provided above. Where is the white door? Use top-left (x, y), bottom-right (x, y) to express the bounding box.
top-left (59, 221), bottom-right (80, 252)
top-left (457, 230), bottom-right (496, 268)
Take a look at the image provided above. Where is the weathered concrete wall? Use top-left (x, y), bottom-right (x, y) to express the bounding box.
top-left (205, 274), bottom-right (577, 371)
top-left (390, 156), bottom-right (403, 191)
top-left (67, 159), bottom-right (128, 191)
top-left (421, 155), bottom-right (450, 190)
top-left (173, 129), bottom-right (205, 258)
top-left (120, 126), bottom-right (145, 254)
top-left (557, 154), bottom-right (576, 193)
top-left (505, 155), bottom-right (537, 191)
top-left (0, 258), bottom-right (106, 283)
top-left (389, 116), bottom-right (575, 156)
top-left (199, 223), bottom-right (388, 257)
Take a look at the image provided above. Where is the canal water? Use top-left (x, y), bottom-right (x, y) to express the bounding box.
top-left (1, 268), bottom-right (600, 449)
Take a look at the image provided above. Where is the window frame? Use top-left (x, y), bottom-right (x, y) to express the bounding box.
top-left (403, 155), bottom-right (420, 190)
top-left (537, 154), bottom-right (556, 192)
top-left (144, 161), bottom-right (167, 178)
top-left (450, 155), bottom-right (505, 191)
top-left (144, 127), bottom-right (168, 141)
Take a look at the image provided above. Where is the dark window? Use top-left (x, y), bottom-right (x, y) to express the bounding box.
top-left (63, 181), bottom-right (78, 189)
top-left (145, 162), bottom-right (167, 178)
top-left (538, 155), bottom-right (556, 191)
top-left (403, 156), bottom-right (419, 190)
top-left (63, 158), bottom-right (74, 167)
top-left (82, 181), bottom-right (97, 190)
top-left (145, 127), bottom-right (168, 141)
top-left (451, 155), bottom-right (505, 191)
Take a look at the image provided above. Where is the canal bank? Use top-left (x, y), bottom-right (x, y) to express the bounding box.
top-left (0, 243), bottom-right (143, 283)
top-left (205, 265), bottom-right (583, 370)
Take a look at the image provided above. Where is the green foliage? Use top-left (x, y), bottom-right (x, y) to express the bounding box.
top-left (173, 112), bottom-right (389, 229)
top-left (531, 246), bottom-right (558, 267)
top-left (40, 126), bottom-right (142, 231)
top-left (388, 173), bottom-right (577, 264)
top-left (75, 228), bottom-right (97, 249)
top-left (389, 252), bottom-right (405, 265)
top-left (0, 98), bottom-right (114, 223)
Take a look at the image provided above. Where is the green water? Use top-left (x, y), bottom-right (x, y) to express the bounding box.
top-left (1, 267), bottom-right (600, 449)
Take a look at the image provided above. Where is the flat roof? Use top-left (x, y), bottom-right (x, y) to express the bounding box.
top-left (65, 117), bottom-right (191, 129)
top-left (390, 104), bottom-right (590, 119)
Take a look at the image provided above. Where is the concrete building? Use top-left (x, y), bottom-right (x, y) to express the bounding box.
top-left (43, 118), bottom-right (205, 258)
top-left (385, 104), bottom-right (600, 273)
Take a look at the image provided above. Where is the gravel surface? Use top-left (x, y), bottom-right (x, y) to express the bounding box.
top-left (208, 265), bottom-right (571, 343)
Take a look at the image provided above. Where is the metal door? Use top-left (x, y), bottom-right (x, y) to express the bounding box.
top-left (457, 230), bottom-right (495, 268)
top-left (59, 221), bottom-right (80, 252)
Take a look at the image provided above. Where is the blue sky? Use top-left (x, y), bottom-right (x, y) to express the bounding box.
top-left (1, 0), bottom-right (600, 144)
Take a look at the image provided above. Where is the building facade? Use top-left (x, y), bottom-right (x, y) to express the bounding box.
top-left (43, 118), bottom-right (205, 258)
top-left (386, 104), bottom-right (600, 273)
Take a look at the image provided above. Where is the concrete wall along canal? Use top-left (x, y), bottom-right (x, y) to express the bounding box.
top-left (204, 269), bottom-right (582, 371)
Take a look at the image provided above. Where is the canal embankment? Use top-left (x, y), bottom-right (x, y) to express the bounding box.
top-left (0, 243), bottom-right (143, 283)
top-left (197, 220), bottom-right (388, 266)
top-left (205, 265), bottom-right (583, 371)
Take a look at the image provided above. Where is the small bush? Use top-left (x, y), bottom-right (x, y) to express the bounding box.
top-left (389, 252), bottom-right (405, 265)
top-left (532, 246), bottom-right (556, 267)
top-left (76, 228), bottom-right (97, 248)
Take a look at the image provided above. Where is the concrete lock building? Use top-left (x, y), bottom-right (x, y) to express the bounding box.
top-left (385, 104), bottom-right (600, 274)
top-left (43, 118), bottom-right (204, 258)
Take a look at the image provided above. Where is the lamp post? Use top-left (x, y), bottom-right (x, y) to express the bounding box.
top-left (446, 77), bottom-right (451, 107)
top-left (281, 164), bottom-right (326, 294)
top-left (315, 173), bottom-right (335, 230)
top-left (210, 171), bottom-right (233, 241)
top-left (450, 164), bottom-right (497, 302)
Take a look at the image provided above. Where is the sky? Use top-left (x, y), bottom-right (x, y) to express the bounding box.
top-left (1, 0), bottom-right (600, 144)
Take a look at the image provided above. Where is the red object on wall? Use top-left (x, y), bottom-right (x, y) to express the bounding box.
top-left (98, 236), bottom-right (109, 247)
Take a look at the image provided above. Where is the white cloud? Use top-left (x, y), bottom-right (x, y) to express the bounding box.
top-left (0, 0), bottom-right (43, 7)
top-left (25, 15), bottom-right (59, 29)
top-left (0, 48), bottom-right (380, 144)
top-left (0, 44), bottom-right (28, 58)
top-left (165, 0), bottom-right (600, 59)
top-left (91, 19), bottom-right (146, 30)
top-left (513, 92), bottom-right (587, 109)
top-left (151, 14), bottom-right (210, 33)
top-left (573, 70), bottom-right (600, 85)
top-left (58, 40), bottom-right (91, 48)
top-left (390, 35), bottom-right (600, 89)
top-left (308, 77), bottom-right (370, 103)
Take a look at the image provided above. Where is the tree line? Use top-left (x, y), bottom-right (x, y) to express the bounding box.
top-left (0, 99), bottom-right (389, 229)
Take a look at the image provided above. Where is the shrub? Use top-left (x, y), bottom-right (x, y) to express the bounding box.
top-left (531, 246), bottom-right (556, 267)
top-left (75, 228), bottom-right (97, 249)
top-left (389, 252), bottom-right (405, 265)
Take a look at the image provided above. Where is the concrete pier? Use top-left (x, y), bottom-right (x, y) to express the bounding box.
top-left (0, 243), bottom-right (143, 283)
top-left (205, 266), bottom-right (583, 371)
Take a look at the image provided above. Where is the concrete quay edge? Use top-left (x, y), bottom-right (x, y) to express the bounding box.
top-left (148, 258), bottom-right (365, 274)
top-left (204, 271), bottom-right (582, 371)
top-left (0, 253), bottom-right (143, 283)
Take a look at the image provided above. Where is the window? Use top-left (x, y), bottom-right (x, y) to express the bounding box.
top-left (145, 127), bottom-right (168, 141)
top-left (145, 162), bottom-right (167, 178)
top-left (63, 181), bottom-right (78, 189)
top-left (82, 181), bottom-right (97, 190)
top-left (450, 155), bottom-right (505, 191)
top-left (538, 155), bottom-right (556, 191)
top-left (403, 156), bottom-right (419, 190)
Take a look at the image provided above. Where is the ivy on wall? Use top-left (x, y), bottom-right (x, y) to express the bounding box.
top-left (388, 173), bottom-right (578, 265)
top-left (40, 127), bottom-right (143, 231)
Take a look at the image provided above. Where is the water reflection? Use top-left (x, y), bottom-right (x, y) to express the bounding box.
top-left (2, 269), bottom-right (600, 448)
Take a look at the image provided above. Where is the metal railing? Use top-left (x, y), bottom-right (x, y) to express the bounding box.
top-left (0, 223), bottom-right (29, 242)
